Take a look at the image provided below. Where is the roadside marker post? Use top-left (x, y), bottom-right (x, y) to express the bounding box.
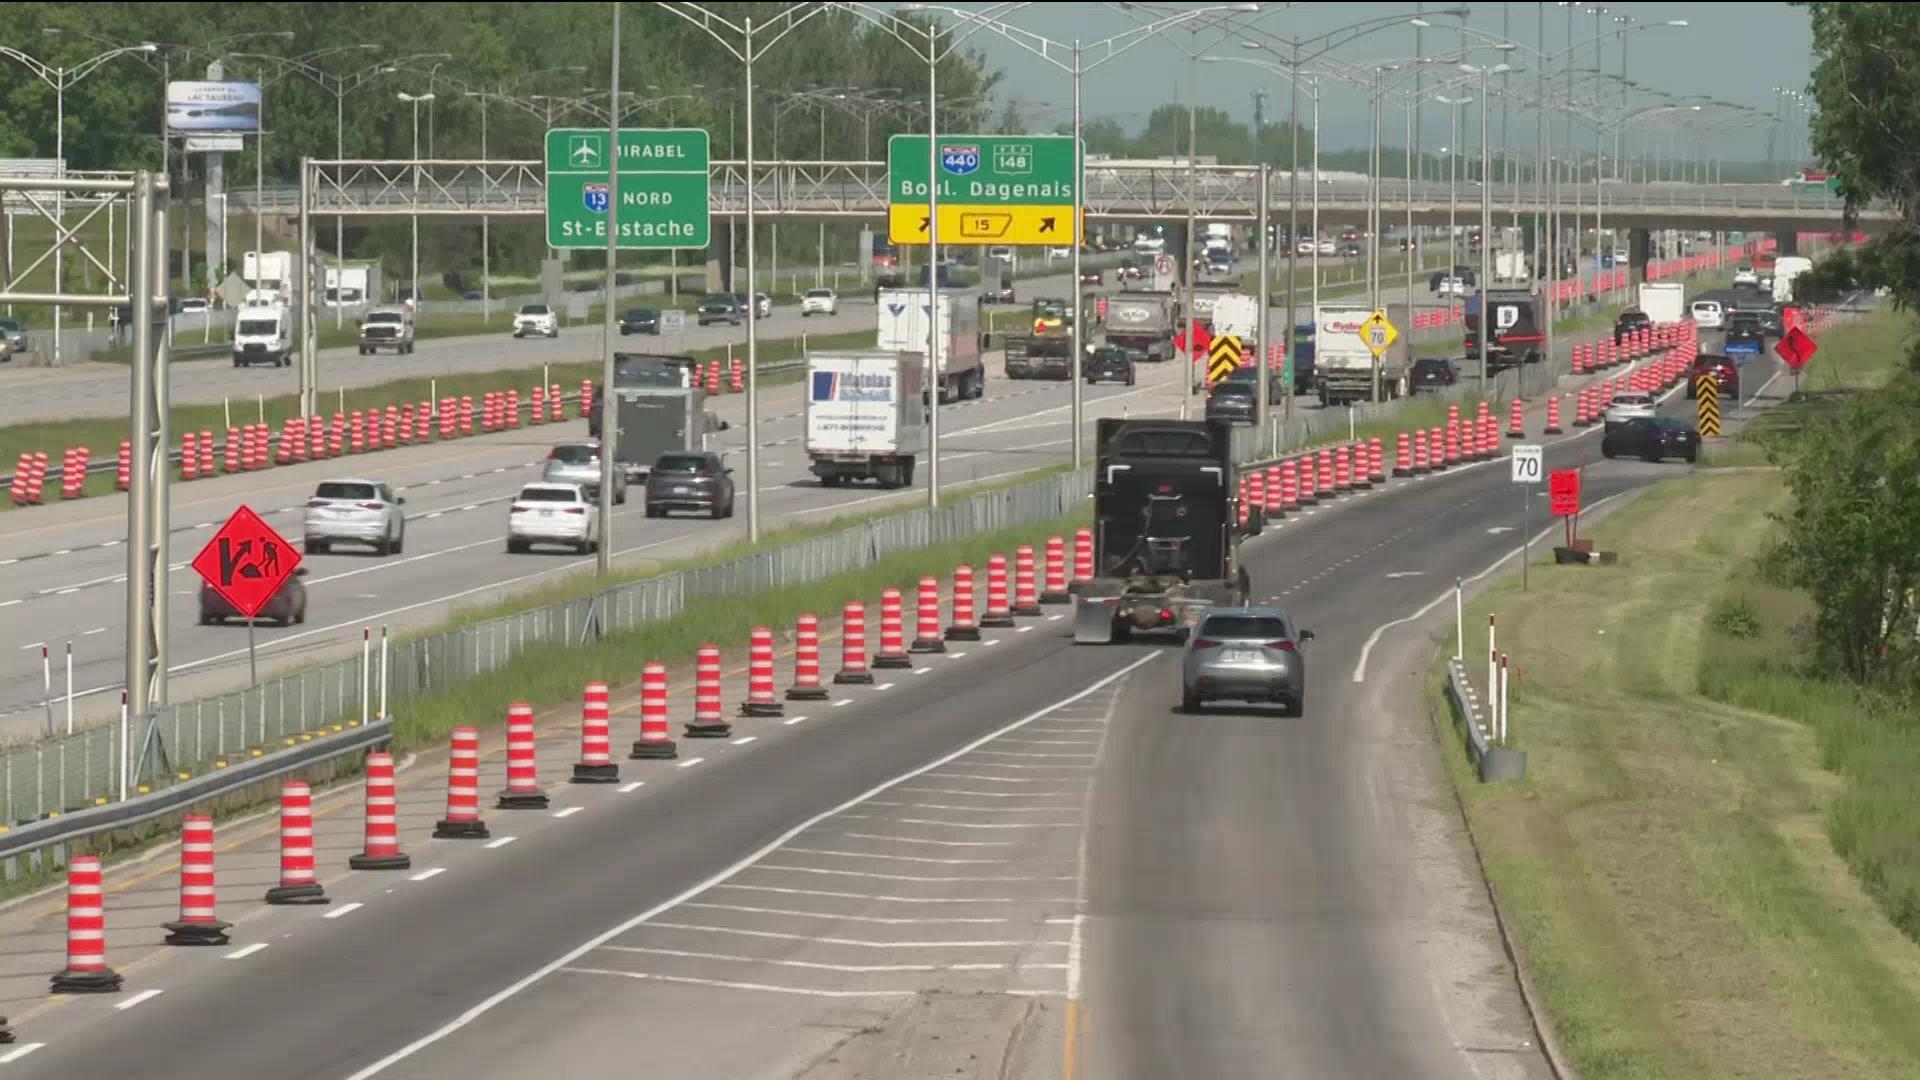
top-left (1510, 444), bottom-right (1544, 591)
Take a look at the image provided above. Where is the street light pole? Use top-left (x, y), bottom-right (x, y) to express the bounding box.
top-left (398, 92), bottom-right (434, 321)
top-left (598, 4), bottom-right (621, 575)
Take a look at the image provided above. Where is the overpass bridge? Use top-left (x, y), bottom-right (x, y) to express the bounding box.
top-left (244, 158), bottom-right (1887, 234)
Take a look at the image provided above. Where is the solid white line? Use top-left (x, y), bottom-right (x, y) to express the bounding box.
top-left (114, 988), bottom-right (163, 1011)
top-left (753, 864), bottom-right (1072, 882)
top-left (715, 883), bottom-right (1078, 904)
top-left (898, 787), bottom-right (1083, 798)
top-left (1349, 488), bottom-right (1631, 684)
top-left (224, 943), bottom-right (270, 960)
top-left (618, 782), bottom-right (644, 793)
top-left (679, 903), bottom-right (1007, 925)
top-left (602, 945), bottom-right (1008, 973)
top-left (0, 1044), bottom-right (45, 1063)
top-left (409, 868), bottom-right (446, 882)
top-left (646, 923), bottom-right (1056, 949)
top-left (324, 902), bottom-right (365, 920)
top-left (484, 836), bottom-right (517, 849)
top-left (340, 652), bottom-right (1157, 1080)
top-left (560, 966), bottom-right (913, 999)
top-left (781, 848), bottom-right (1012, 865)
top-left (553, 806), bottom-right (585, 819)
top-left (842, 833), bottom-right (1015, 847)
top-left (677, 757), bottom-right (705, 769)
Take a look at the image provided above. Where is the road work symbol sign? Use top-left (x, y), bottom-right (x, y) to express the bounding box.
top-left (1207, 334), bottom-right (1245, 386)
top-left (1356, 310), bottom-right (1398, 358)
top-left (1695, 375), bottom-right (1722, 436)
top-left (191, 504), bottom-right (300, 620)
top-left (1775, 325), bottom-right (1818, 371)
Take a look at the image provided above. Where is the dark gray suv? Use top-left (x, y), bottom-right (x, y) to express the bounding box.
top-left (644, 451), bottom-right (737, 519)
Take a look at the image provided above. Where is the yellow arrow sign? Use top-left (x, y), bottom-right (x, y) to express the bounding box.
top-left (888, 203), bottom-right (1081, 246)
top-left (1356, 310), bottom-right (1399, 358)
top-left (1207, 334), bottom-right (1244, 385)
top-left (1695, 376), bottom-right (1722, 437)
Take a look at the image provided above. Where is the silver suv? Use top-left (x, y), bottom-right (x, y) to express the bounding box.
top-left (542, 441), bottom-right (627, 505)
top-left (304, 478), bottom-right (406, 556)
top-left (359, 307), bottom-right (415, 355)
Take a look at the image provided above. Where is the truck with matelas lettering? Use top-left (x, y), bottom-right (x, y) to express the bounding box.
top-left (1313, 303), bottom-right (1410, 406)
top-left (805, 351), bottom-right (929, 489)
top-left (875, 288), bottom-right (985, 402)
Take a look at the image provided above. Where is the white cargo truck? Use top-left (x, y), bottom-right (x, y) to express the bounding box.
top-left (875, 288), bottom-right (986, 402)
top-left (805, 351), bottom-right (930, 489)
top-left (243, 250), bottom-right (296, 304)
top-left (1210, 293), bottom-right (1261, 347)
top-left (325, 265), bottom-right (380, 308)
top-left (1313, 303), bottom-right (1409, 406)
top-left (1637, 281), bottom-right (1686, 324)
top-left (1772, 256), bottom-right (1814, 303)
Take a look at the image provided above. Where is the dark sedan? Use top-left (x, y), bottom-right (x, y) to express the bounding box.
top-left (696, 296), bottom-right (744, 326)
top-left (1756, 308), bottom-right (1784, 339)
top-left (1410, 356), bottom-right (1458, 393)
top-left (1602, 416), bottom-right (1700, 463)
top-left (1085, 345), bottom-right (1137, 386)
top-left (1205, 381), bottom-right (1258, 425)
top-left (619, 308), bottom-right (661, 335)
top-left (981, 284), bottom-right (1016, 304)
top-left (1613, 309), bottom-right (1652, 345)
top-left (198, 568), bottom-right (309, 627)
top-left (644, 451), bottom-right (736, 519)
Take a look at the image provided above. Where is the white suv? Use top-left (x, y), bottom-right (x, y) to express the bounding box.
top-left (1604, 392), bottom-right (1657, 431)
top-left (512, 304), bottom-right (559, 338)
top-left (506, 483), bottom-right (600, 554)
top-left (1690, 299), bottom-right (1724, 329)
top-left (801, 288), bottom-right (837, 317)
top-left (1732, 266), bottom-right (1759, 288)
top-left (305, 478), bottom-right (406, 556)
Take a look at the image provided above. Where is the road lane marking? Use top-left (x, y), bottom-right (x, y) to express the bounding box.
top-left (875, 682), bottom-right (894, 691)
top-left (729, 736), bottom-right (758, 746)
top-left (618, 782), bottom-right (644, 793)
top-left (484, 836), bottom-right (517, 849)
top-left (114, 988), bottom-right (163, 1011)
top-left (831, 699), bottom-right (851, 708)
top-left (224, 943), bottom-right (270, 960)
top-left (408, 868), bottom-right (446, 882)
top-left (679, 903), bottom-right (1008, 924)
top-left (645, 923), bottom-right (1058, 949)
top-left (323, 902), bottom-right (365, 919)
top-left (676, 757), bottom-right (705, 769)
top-left (783, 715), bottom-right (807, 726)
top-left (600, 946), bottom-right (1008, 972)
top-left (0, 1044), bottom-right (45, 1063)
top-left (559, 967), bottom-right (913, 998)
top-left (553, 806), bottom-right (585, 818)
top-left (335, 652), bottom-right (1158, 1080)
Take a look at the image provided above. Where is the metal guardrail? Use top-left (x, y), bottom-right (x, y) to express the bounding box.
top-left (0, 718), bottom-right (391, 879)
top-left (1447, 657), bottom-right (1494, 767)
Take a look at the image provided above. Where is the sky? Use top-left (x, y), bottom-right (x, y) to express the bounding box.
top-left (957, 2), bottom-right (1814, 161)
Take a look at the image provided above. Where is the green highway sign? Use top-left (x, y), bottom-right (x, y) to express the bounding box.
top-left (887, 134), bottom-right (1081, 246)
top-left (545, 128), bottom-right (710, 249)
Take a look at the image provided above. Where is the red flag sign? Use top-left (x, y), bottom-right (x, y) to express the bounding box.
top-left (191, 504), bottom-right (301, 619)
top-left (1775, 325), bottom-right (1818, 371)
top-left (1548, 469), bottom-right (1581, 517)
top-left (1175, 320), bottom-right (1214, 359)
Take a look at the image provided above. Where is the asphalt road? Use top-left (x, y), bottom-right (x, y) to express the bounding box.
top-left (0, 340), bottom-right (1792, 1080)
top-left (0, 256), bottom-right (1468, 733)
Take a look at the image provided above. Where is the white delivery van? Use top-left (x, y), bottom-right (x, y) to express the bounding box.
top-left (1637, 282), bottom-right (1686, 324)
top-left (233, 304), bottom-right (293, 368)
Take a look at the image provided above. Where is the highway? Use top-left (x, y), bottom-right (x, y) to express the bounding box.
top-left (0, 335), bottom-right (1792, 1080)
top-left (0, 257), bottom-right (1489, 734)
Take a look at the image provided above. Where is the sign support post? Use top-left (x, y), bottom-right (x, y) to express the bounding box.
top-left (1511, 443), bottom-right (1544, 591)
top-left (247, 615), bottom-right (258, 688)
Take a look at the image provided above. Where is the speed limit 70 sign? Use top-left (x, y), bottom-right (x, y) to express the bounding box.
top-left (1510, 443), bottom-right (1544, 483)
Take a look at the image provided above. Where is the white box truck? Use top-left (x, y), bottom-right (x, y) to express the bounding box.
top-left (805, 351), bottom-right (929, 489)
top-left (1637, 281), bottom-right (1686, 324)
top-left (876, 288), bottom-right (986, 402)
top-left (1772, 256), bottom-right (1814, 303)
top-left (1313, 303), bottom-right (1409, 406)
top-left (325, 265), bottom-right (380, 308)
top-left (243, 250), bottom-right (295, 305)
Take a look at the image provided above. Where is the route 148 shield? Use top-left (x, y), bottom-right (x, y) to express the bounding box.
top-left (583, 183), bottom-right (610, 215)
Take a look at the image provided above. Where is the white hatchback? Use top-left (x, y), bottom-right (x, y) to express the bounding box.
top-left (1604, 391), bottom-right (1658, 431)
top-left (801, 288), bottom-right (837, 316)
top-left (506, 483), bottom-right (601, 554)
top-left (1690, 300), bottom-right (1723, 329)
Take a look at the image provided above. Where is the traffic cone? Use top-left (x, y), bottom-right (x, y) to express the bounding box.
top-left (1412, 429), bottom-right (1430, 474)
top-left (350, 751), bottom-right (413, 867)
top-left (163, 815), bottom-right (231, 945)
top-left (181, 432), bottom-right (199, 480)
top-left (1367, 437), bottom-right (1385, 485)
top-left (434, 727), bottom-right (491, 838)
top-left (198, 430), bottom-right (213, 476)
top-left (1072, 528), bottom-right (1095, 583)
top-left (910, 578), bottom-right (946, 653)
top-left (1393, 432), bottom-right (1413, 477)
top-left (1040, 536), bottom-right (1070, 604)
top-left (631, 663), bottom-right (679, 758)
top-left (742, 628), bottom-right (783, 716)
top-left (1507, 399), bottom-right (1525, 439)
top-left (1296, 455), bottom-right (1317, 505)
top-left (982, 554), bottom-right (1015, 627)
top-left (1245, 470), bottom-right (1267, 528)
top-left (836, 601), bottom-right (875, 684)
top-left (224, 427), bottom-right (240, 474)
top-left (497, 703), bottom-right (550, 808)
top-left (1012, 545), bottom-right (1043, 616)
top-left (947, 565), bottom-right (981, 641)
top-left (1318, 449), bottom-right (1338, 497)
top-left (572, 682), bottom-right (620, 782)
top-left (1544, 395), bottom-right (1563, 435)
top-left (550, 383), bottom-right (565, 422)
top-left (788, 615), bottom-right (831, 700)
top-left (50, 855), bottom-right (122, 993)
top-left (1264, 465), bottom-right (1284, 517)
top-left (874, 588), bottom-right (913, 668)
top-left (117, 440), bottom-right (131, 490)
top-left (685, 645), bottom-right (732, 737)
top-left (265, 780), bottom-right (329, 904)
top-left (1334, 446), bottom-right (1352, 493)
top-left (1279, 461), bottom-right (1299, 509)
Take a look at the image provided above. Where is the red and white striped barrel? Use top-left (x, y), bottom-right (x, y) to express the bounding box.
top-left (62, 447), bottom-right (89, 498)
top-left (1264, 465), bottom-right (1283, 514)
top-left (506, 389), bottom-right (521, 430)
top-left (162, 814), bottom-right (231, 944)
top-left (349, 411), bottom-right (366, 454)
top-left (1334, 446), bottom-right (1353, 492)
top-left (307, 417), bottom-right (326, 460)
top-left (350, 751), bottom-right (412, 867)
top-left (1296, 454), bottom-right (1317, 505)
top-left (789, 614), bottom-right (829, 699)
top-left (265, 780), bottom-right (327, 903)
top-left (383, 405), bottom-right (399, 448)
top-left (328, 414), bottom-right (345, 458)
top-left (875, 588), bottom-right (912, 667)
top-left (686, 644), bottom-right (730, 736)
top-left (224, 427), bottom-right (241, 474)
top-left (550, 383), bottom-right (565, 422)
top-left (836, 601), bottom-right (875, 683)
top-left (433, 726), bottom-right (490, 838)
top-left (1394, 432), bottom-right (1413, 477)
top-left (416, 400), bottom-right (432, 442)
top-left (1072, 528), bottom-right (1095, 582)
top-left (744, 627), bottom-right (782, 714)
top-left (459, 396), bottom-right (475, 436)
top-left (1278, 461), bottom-right (1299, 508)
top-left (1366, 437), bottom-right (1385, 485)
top-left (1247, 469), bottom-right (1267, 520)
top-left (1012, 544), bottom-right (1042, 615)
top-left (982, 554), bottom-right (1014, 626)
top-left (948, 566), bottom-right (981, 640)
top-left (1041, 536), bottom-right (1069, 603)
top-left (530, 385), bottom-right (546, 425)
top-left (729, 358), bottom-right (744, 393)
top-left (118, 440), bottom-right (133, 488)
top-left (572, 682), bottom-right (619, 782)
top-left (50, 854), bottom-right (122, 992)
top-left (631, 662), bottom-right (678, 758)
top-left (440, 398), bottom-right (458, 440)
top-left (198, 430), bottom-right (214, 476)
top-left (580, 379), bottom-right (594, 420)
top-left (497, 702), bottom-right (549, 808)
top-left (181, 432), bottom-right (200, 480)
top-left (1445, 421), bottom-right (1462, 465)
top-left (912, 577), bottom-right (947, 651)
top-left (1544, 395), bottom-right (1563, 435)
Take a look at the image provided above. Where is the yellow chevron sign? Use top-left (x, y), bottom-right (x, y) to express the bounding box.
top-left (1695, 375), bottom-right (1721, 437)
top-left (1207, 334), bottom-right (1245, 385)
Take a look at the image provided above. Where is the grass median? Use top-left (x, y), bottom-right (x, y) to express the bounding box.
top-left (1437, 469), bottom-right (1920, 1078)
top-left (0, 328), bottom-right (872, 508)
top-left (1698, 309), bottom-right (1909, 469)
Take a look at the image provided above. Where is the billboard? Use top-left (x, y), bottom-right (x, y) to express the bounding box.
top-left (166, 81), bottom-right (262, 133)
